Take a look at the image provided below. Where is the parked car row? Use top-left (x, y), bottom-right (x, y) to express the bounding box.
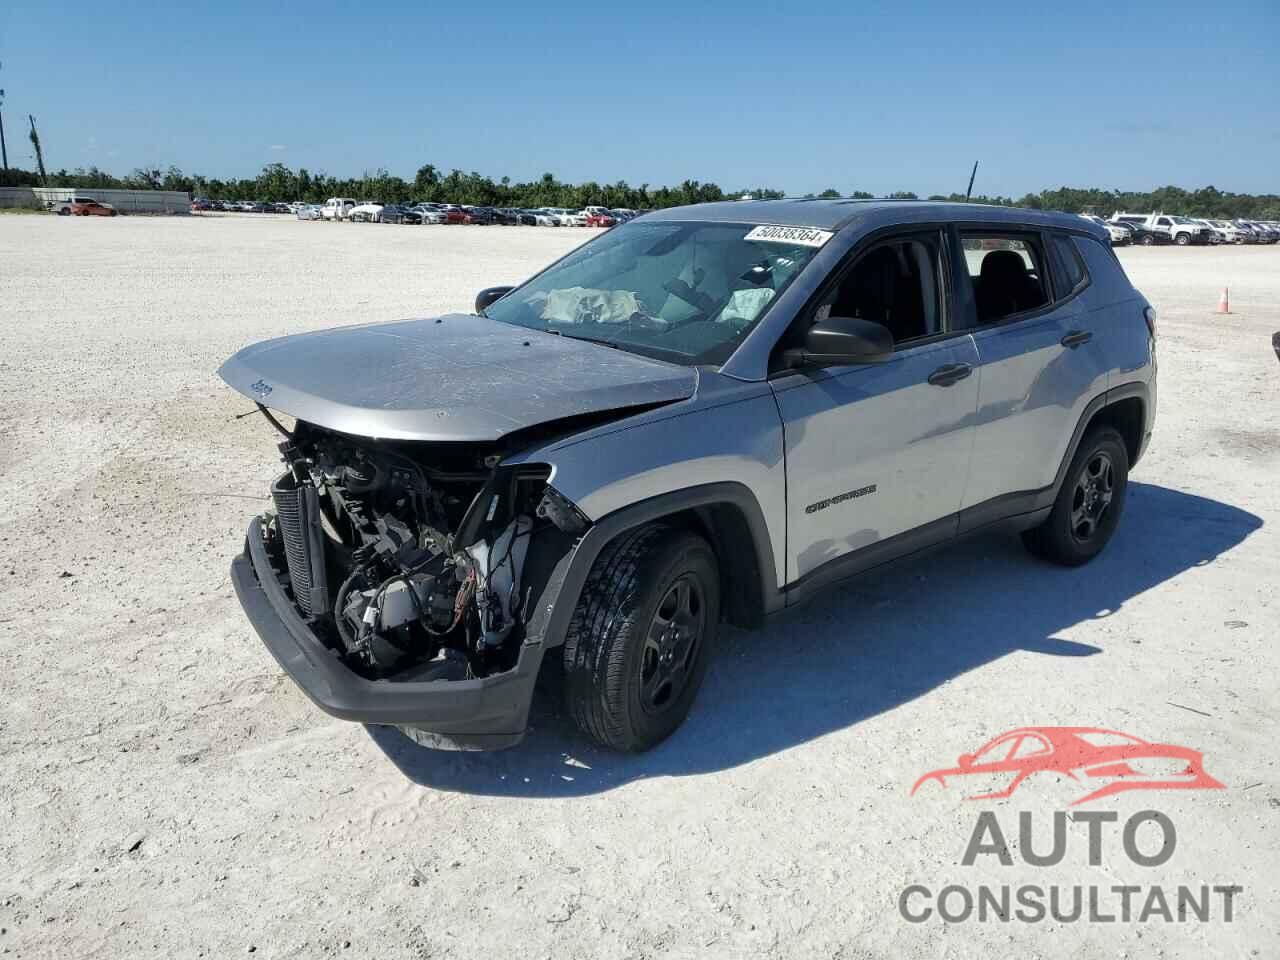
top-left (307, 197), bottom-right (644, 226)
top-left (195, 195), bottom-right (641, 226)
top-left (191, 198), bottom-right (297, 214)
top-left (1081, 212), bottom-right (1280, 246)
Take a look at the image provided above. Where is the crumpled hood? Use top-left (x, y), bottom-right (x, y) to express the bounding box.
top-left (218, 314), bottom-right (698, 441)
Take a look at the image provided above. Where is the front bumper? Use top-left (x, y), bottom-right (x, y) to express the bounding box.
top-left (230, 518), bottom-right (545, 749)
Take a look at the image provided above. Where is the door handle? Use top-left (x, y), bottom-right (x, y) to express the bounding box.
top-left (927, 362), bottom-right (973, 387)
top-left (1061, 330), bottom-right (1093, 348)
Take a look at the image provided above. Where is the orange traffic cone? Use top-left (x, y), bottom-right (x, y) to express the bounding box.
top-left (1216, 288), bottom-right (1230, 314)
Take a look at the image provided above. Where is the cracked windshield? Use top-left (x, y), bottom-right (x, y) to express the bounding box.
top-left (483, 221), bottom-right (823, 365)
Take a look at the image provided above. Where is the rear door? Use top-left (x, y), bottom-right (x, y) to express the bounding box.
top-left (954, 227), bottom-right (1111, 526)
top-left (771, 227), bottom-right (980, 585)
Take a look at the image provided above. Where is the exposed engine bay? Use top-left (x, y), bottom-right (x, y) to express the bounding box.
top-left (258, 416), bottom-right (585, 681)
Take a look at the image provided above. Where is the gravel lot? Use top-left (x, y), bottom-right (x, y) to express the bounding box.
top-left (2, 215), bottom-right (1277, 959)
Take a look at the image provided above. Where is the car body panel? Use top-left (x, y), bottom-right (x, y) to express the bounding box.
top-left (218, 313), bottom-right (698, 442)
top-left (963, 310), bottom-right (1109, 508)
top-left (771, 337), bottom-right (980, 581)
top-left (507, 373), bottom-right (790, 589)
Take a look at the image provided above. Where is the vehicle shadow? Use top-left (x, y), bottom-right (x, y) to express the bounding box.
top-left (367, 482), bottom-right (1261, 797)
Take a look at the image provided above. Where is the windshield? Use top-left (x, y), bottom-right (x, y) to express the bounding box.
top-left (483, 220), bottom-right (825, 365)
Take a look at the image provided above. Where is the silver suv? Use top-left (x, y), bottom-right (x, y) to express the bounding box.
top-left (222, 200), bottom-right (1157, 752)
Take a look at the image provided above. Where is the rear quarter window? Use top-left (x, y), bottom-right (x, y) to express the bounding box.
top-left (1072, 235), bottom-right (1136, 305)
top-left (1050, 233), bottom-right (1088, 297)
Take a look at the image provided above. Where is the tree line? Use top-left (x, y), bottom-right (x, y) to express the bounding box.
top-left (3, 162), bottom-right (1277, 219)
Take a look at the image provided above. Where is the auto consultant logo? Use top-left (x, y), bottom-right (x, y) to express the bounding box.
top-left (910, 726), bottom-right (1224, 806)
top-left (250, 378), bottom-right (273, 398)
top-left (899, 726), bottom-right (1240, 926)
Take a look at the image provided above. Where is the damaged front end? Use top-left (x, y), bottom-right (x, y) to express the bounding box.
top-left (232, 416), bottom-right (589, 749)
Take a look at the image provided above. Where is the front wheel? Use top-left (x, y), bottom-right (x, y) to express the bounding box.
top-left (1022, 426), bottom-right (1129, 566)
top-left (1175, 232), bottom-right (1190, 246)
top-left (563, 525), bottom-right (720, 751)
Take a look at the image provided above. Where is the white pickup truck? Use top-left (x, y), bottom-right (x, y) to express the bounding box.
top-left (1111, 212), bottom-right (1214, 246)
top-left (321, 197), bottom-right (357, 221)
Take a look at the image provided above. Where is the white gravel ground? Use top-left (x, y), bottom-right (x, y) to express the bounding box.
top-left (1, 215), bottom-right (1277, 959)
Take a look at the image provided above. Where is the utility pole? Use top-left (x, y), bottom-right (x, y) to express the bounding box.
top-left (0, 63), bottom-right (7, 170)
top-left (28, 114), bottom-right (46, 184)
top-left (965, 161), bottom-right (979, 201)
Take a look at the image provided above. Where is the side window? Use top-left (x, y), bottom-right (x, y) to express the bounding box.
top-left (1011, 735), bottom-right (1051, 760)
top-left (811, 233), bottom-right (943, 346)
top-left (959, 233), bottom-right (1050, 324)
top-left (1049, 233), bottom-right (1088, 296)
top-left (974, 736), bottom-right (1019, 764)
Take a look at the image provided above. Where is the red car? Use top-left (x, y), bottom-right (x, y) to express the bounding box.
top-left (910, 727), bottom-right (1224, 806)
top-left (70, 199), bottom-right (117, 217)
top-left (585, 212), bottom-right (616, 228)
top-left (439, 205), bottom-right (469, 225)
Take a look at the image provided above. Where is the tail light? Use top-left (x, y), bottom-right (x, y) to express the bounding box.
top-left (1143, 305), bottom-right (1157, 340)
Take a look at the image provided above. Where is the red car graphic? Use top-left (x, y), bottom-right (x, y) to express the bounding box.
top-left (910, 726), bottom-right (1224, 806)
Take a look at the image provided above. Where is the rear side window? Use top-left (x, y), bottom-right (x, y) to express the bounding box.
top-left (1072, 235), bottom-right (1135, 304)
top-left (959, 234), bottom-right (1050, 324)
top-left (1049, 233), bottom-right (1088, 296)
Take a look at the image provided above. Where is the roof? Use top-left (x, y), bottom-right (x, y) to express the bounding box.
top-left (642, 198), bottom-right (1106, 239)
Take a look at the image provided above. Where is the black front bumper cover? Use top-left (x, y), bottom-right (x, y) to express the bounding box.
top-left (230, 518), bottom-right (545, 749)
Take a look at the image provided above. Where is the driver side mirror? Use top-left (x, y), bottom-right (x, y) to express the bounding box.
top-left (784, 316), bottom-right (894, 369)
top-left (475, 286), bottom-right (514, 314)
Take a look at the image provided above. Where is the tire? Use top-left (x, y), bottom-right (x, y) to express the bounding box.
top-left (1022, 426), bottom-right (1129, 566)
top-left (58, 208), bottom-right (70, 216)
top-left (1141, 234), bottom-right (1154, 246)
top-left (1175, 232), bottom-right (1190, 246)
top-left (562, 524), bottom-right (720, 751)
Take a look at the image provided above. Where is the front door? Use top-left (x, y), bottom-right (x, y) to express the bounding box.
top-left (770, 229), bottom-right (980, 586)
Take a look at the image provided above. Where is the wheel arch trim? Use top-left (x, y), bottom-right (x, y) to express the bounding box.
top-left (529, 482), bottom-right (782, 651)
top-left (1052, 381), bottom-right (1150, 497)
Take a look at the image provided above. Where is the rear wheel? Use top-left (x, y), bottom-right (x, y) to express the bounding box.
top-left (1141, 234), bottom-right (1154, 246)
top-left (1175, 232), bottom-right (1190, 246)
top-left (563, 525), bottom-right (719, 751)
top-left (1022, 427), bottom-right (1129, 566)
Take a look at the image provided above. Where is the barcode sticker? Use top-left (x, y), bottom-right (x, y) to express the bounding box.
top-left (744, 225), bottom-right (834, 247)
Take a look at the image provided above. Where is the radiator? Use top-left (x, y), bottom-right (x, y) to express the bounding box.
top-left (270, 473), bottom-right (329, 618)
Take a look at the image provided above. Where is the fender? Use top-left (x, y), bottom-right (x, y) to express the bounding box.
top-left (524, 482), bottom-right (782, 651)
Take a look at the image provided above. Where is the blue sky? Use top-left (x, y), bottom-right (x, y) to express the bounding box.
top-left (2, 0), bottom-right (1276, 197)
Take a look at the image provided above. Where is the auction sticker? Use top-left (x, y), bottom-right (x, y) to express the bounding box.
top-left (745, 224), bottom-right (834, 247)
